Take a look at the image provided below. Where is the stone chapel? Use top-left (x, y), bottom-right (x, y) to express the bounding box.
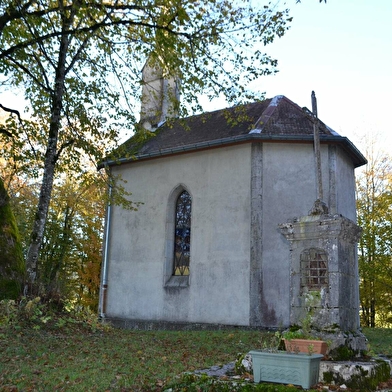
top-left (98, 61), bottom-right (367, 346)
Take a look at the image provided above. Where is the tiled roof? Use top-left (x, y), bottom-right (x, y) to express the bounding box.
top-left (103, 95), bottom-right (366, 168)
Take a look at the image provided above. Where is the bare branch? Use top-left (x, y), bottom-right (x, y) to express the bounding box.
top-left (0, 127), bottom-right (13, 137)
top-left (0, 103), bottom-right (22, 121)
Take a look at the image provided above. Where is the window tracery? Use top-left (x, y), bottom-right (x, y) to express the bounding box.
top-left (173, 190), bottom-right (191, 276)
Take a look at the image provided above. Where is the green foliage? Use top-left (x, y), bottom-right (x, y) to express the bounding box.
top-left (0, 0), bottom-right (293, 291)
top-left (0, 296), bottom-right (110, 332)
top-left (0, 297), bottom-right (49, 329)
top-left (0, 176), bottom-right (25, 299)
top-left (356, 144), bottom-right (392, 327)
top-left (1, 162), bottom-right (107, 309)
top-left (282, 291), bottom-right (323, 341)
top-left (165, 373), bottom-right (304, 391)
top-left (282, 329), bottom-right (305, 340)
top-left (328, 345), bottom-right (355, 361)
top-left (259, 331), bottom-right (284, 352)
top-left (363, 327), bottom-right (392, 355)
top-left (234, 352), bottom-right (250, 375)
top-left (38, 172), bottom-right (106, 310)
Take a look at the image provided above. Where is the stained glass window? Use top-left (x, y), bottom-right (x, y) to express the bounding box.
top-left (173, 191), bottom-right (191, 276)
top-left (300, 248), bottom-right (328, 290)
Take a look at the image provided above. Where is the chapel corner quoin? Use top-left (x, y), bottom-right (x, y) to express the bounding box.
top-left (97, 61), bottom-right (367, 346)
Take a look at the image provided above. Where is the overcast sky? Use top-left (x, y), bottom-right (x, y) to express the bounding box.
top-left (249, 0), bottom-right (392, 153)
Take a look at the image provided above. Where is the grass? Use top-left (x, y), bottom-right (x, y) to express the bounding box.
top-left (0, 320), bottom-right (267, 391)
top-left (1, 314), bottom-right (392, 392)
top-left (362, 327), bottom-right (392, 356)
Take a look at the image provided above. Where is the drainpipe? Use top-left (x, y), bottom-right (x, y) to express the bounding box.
top-left (99, 181), bottom-right (112, 319)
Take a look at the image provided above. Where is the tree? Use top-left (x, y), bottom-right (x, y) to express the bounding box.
top-left (38, 172), bottom-right (106, 309)
top-left (0, 175), bottom-right (25, 299)
top-left (0, 113), bottom-right (25, 299)
top-left (357, 142), bottom-right (392, 327)
top-left (1, 142), bottom-right (106, 308)
top-left (0, 0), bottom-right (293, 293)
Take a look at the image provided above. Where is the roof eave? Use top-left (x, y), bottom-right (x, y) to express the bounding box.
top-left (98, 134), bottom-right (367, 170)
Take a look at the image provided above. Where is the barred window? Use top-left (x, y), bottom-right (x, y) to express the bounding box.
top-left (300, 248), bottom-right (328, 290)
top-left (173, 190), bottom-right (191, 276)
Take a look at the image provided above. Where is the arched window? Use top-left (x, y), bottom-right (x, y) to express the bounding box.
top-left (173, 190), bottom-right (192, 276)
top-left (300, 248), bottom-right (328, 291)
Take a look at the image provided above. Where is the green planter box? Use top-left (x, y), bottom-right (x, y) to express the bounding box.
top-left (249, 350), bottom-right (323, 389)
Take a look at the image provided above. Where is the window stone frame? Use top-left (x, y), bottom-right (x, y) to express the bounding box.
top-left (164, 184), bottom-right (191, 288)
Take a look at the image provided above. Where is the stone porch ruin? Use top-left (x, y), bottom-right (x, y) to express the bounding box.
top-left (278, 92), bottom-right (367, 355)
top-left (279, 202), bottom-right (368, 355)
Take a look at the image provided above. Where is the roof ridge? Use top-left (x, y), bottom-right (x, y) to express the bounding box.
top-left (249, 95), bottom-right (285, 134)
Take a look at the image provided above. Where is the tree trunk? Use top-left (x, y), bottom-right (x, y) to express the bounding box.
top-left (370, 298), bottom-right (376, 328)
top-left (25, 26), bottom-right (71, 293)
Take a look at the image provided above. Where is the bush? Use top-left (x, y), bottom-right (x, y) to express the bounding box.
top-left (0, 296), bottom-right (111, 333)
top-left (0, 297), bottom-right (50, 329)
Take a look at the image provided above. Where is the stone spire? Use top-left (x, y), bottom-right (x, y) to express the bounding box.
top-left (311, 91), bottom-right (328, 215)
top-left (140, 57), bottom-right (180, 131)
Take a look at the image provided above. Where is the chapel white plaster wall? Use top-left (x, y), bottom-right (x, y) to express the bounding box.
top-left (334, 146), bottom-right (358, 222)
top-left (260, 142), bottom-right (329, 328)
top-left (259, 142), bottom-right (358, 328)
top-left (105, 144), bottom-right (252, 326)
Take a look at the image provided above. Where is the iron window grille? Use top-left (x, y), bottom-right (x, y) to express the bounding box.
top-left (300, 248), bottom-right (328, 290)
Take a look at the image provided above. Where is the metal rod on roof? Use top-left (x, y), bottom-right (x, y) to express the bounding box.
top-left (312, 91), bottom-right (323, 201)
